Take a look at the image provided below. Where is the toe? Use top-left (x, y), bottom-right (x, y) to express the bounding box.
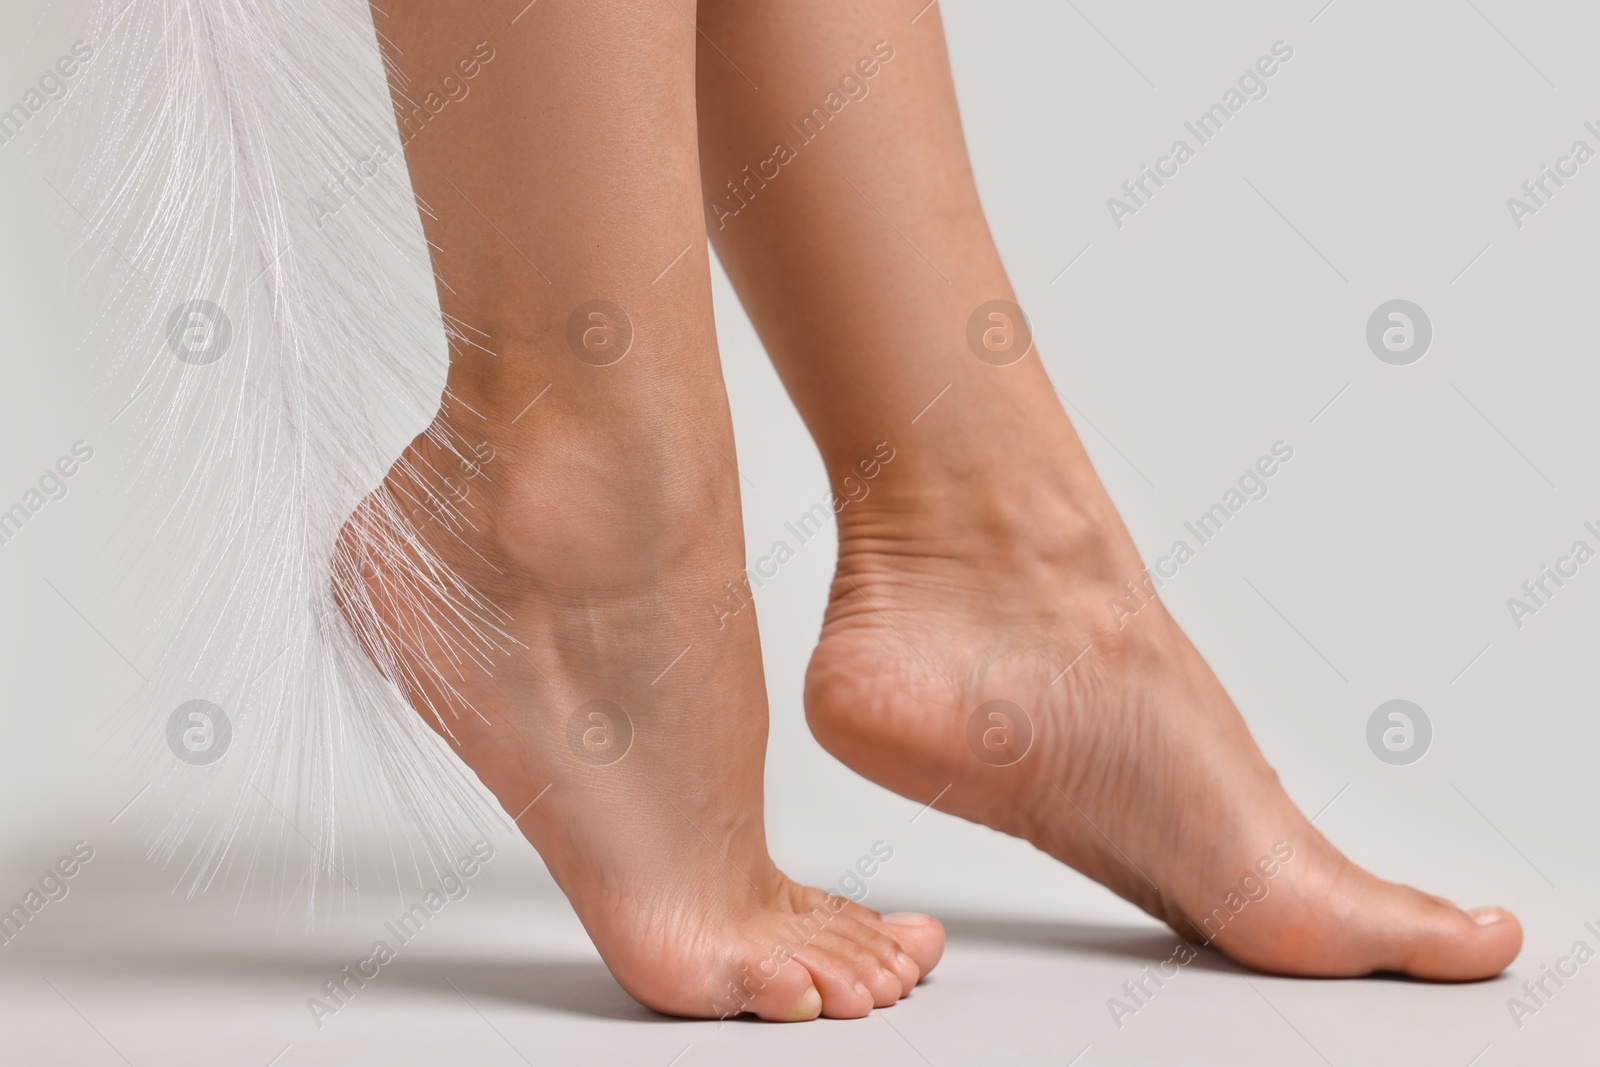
top-left (1386, 890), bottom-right (1522, 980)
top-left (1188, 847), bottom-right (1521, 982)
top-left (874, 911), bottom-right (946, 977)
top-left (832, 914), bottom-right (922, 994)
top-left (1245, 875), bottom-right (1522, 980)
top-left (741, 959), bottom-right (824, 1022)
top-left (794, 934), bottom-right (897, 1016)
top-left (1320, 871), bottom-right (1522, 980)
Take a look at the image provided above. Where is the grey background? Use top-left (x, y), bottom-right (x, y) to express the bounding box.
top-left (3, 0), bottom-right (1598, 1063)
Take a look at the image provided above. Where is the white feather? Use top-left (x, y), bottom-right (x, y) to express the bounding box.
top-left (60, 0), bottom-right (510, 918)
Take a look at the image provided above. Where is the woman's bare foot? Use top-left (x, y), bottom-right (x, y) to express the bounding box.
top-left (353, 0), bottom-right (943, 1020)
top-left (333, 401), bottom-right (942, 1020)
top-left (805, 444), bottom-right (1520, 981)
top-left (692, 0), bottom-right (1519, 984)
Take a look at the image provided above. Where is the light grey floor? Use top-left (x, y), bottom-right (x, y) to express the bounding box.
top-left (6, 0), bottom-right (1600, 1063)
top-left (2, 818), bottom-right (1593, 1067)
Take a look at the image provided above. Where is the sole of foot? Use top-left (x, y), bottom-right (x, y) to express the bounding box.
top-left (806, 503), bottom-right (1520, 982)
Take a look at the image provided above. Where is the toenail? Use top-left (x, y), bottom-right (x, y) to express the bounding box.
top-left (883, 912), bottom-right (935, 926)
top-left (788, 987), bottom-right (822, 1022)
top-left (895, 952), bottom-right (915, 970)
top-left (853, 982), bottom-right (872, 1002)
top-left (1469, 906), bottom-right (1509, 926)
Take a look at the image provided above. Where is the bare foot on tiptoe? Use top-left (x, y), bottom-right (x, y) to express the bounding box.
top-left (332, 401), bottom-right (943, 1020)
top-left (805, 419), bottom-right (1520, 981)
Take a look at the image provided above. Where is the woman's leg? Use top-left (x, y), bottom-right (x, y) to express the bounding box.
top-left (696, 1), bottom-right (1520, 979)
top-left (336, 0), bottom-right (943, 1020)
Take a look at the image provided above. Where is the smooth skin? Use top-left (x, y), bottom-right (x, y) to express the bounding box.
top-left (338, 0), bottom-right (943, 1021)
top-left (340, 0), bottom-right (1518, 1024)
top-left (695, 0), bottom-right (1519, 980)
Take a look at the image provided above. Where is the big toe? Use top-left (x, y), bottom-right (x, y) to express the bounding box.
top-left (1283, 878), bottom-right (1521, 980)
top-left (1382, 890), bottom-right (1522, 980)
top-left (1199, 861), bottom-right (1521, 982)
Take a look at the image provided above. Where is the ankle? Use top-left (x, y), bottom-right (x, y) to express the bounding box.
top-left (832, 446), bottom-right (1134, 586)
top-left (396, 400), bottom-right (744, 592)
